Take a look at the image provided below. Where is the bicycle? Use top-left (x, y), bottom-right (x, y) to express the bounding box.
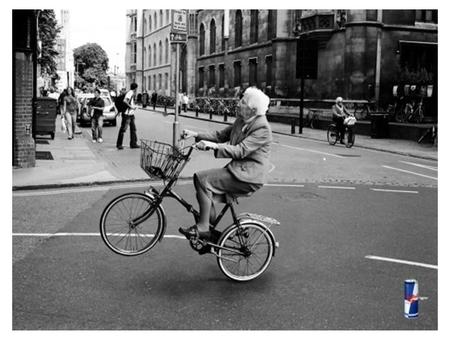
top-left (327, 118), bottom-right (356, 148)
top-left (99, 139), bottom-right (280, 282)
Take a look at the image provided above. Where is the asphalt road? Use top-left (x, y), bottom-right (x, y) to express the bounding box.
top-left (12, 110), bottom-right (438, 330)
top-left (13, 182), bottom-right (437, 330)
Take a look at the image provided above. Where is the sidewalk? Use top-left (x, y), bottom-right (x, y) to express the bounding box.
top-left (12, 108), bottom-right (437, 190)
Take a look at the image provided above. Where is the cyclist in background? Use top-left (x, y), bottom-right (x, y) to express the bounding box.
top-left (332, 96), bottom-right (350, 144)
top-left (179, 87), bottom-right (273, 241)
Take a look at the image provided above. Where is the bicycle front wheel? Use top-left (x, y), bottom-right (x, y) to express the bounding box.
top-left (217, 222), bottom-right (274, 282)
top-left (327, 125), bottom-right (338, 145)
top-left (100, 192), bottom-right (165, 256)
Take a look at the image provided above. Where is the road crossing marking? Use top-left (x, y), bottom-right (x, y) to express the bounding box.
top-left (365, 255), bottom-right (437, 270)
top-left (382, 165), bottom-right (437, 180)
top-left (318, 185), bottom-right (356, 190)
top-left (278, 143), bottom-right (346, 159)
top-left (370, 188), bottom-right (418, 194)
top-left (399, 161), bottom-right (437, 171)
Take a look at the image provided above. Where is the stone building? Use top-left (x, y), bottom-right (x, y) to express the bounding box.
top-left (126, 9), bottom-right (437, 119)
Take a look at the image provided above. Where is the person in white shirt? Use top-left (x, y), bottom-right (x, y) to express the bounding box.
top-left (116, 83), bottom-right (140, 150)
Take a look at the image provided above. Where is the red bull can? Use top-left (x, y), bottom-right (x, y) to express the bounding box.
top-left (404, 279), bottom-right (419, 318)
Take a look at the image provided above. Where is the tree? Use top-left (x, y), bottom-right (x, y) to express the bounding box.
top-left (73, 43), bottom-right (109, 87)
top-left (38, 10), bottom-right (61, 79)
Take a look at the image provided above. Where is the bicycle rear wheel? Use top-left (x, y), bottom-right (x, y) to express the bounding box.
top-left (217, 221), bottom-right (274, 282)
top-left (100, 192), bottom-right (164, 256)
top-left (327, 125), bottom-right (338, 145)
top-left (344, 128), bottom-right (355, 148)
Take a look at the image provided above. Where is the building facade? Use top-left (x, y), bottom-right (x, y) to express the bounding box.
top-left (54, 10), bottom-right (74, 91)
top-left (126, 9), bottom-right (437, 119)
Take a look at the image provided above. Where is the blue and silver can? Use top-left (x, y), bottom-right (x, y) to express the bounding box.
top-left (404, 279), bottom-right (419, 318)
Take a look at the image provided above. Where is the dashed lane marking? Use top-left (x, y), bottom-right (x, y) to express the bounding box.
top-left (318, 185), bottom-right (356, 190)
top-left (399, 160), bottom-right (437, 171)
top-left (265, 184), bottom-right (304, 188)
top-left (382, 165), bottom-right (437, 180)
top-left (370, 188), bottom-right (419, 194)
top-left (365, 255), bottom-right (437, 270)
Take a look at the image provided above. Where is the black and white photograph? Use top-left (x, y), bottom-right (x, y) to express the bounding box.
top-left (9, 0), bottom-right (443, 333)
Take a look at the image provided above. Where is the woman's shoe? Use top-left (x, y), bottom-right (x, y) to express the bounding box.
top-left (178, 225), bottom-right (212, 241)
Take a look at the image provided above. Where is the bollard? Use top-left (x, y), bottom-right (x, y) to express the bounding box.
top-left (224, 109), bottom-right (228, 122)
top-left (291, 119), bottom-right (295, 134)
top-left (209, 109), bottom-right (213, 120)
top-left (195, 107), bottom-right (199, 117)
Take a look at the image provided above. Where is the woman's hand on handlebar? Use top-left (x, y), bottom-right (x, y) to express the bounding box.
top-left (195, 140), bottom-right (218, 151)
top-left (181, 129), bottom-right (198, 139)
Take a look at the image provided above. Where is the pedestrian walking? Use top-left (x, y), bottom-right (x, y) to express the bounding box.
top-left (116, 83), bottom-right (140, 150)
top-left (182, 92), bottom-right (189, 112)
top-left (142, 90), bottom-right (149, 108)
top-left (151, 91), bottom-right (158, 110)
top-left (179, 87), bottom-right (272, 240)
top-left (62, 87), bottom-right (79, 140)
top-left (88, 88), bottom-right (105, 143)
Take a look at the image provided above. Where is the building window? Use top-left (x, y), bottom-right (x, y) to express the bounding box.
top-left (158, 73), bottom-right (162, 89)
top-left (189, 13), bottom-right (198, 35)
top-left (267, 10), bottom-right (275, 40)
top-left (149, 15), bottom-right (152, 31)
top-left (153, 74), bottom-right (156, 90)
top-left (165, 39), bottom-right (169, 63)
top-left (154, 12), bottom-right (157, 29)
top-left (166, 10), bottom-right (170, 24)
top-left (366, 10), bottom-right (378, 21)
top-left (132, 42), bottom-right (137, 64)
top-left (235, 10), bottom-right (242, 48)
top-left (219, 64), bottom-right (225, 88)
top-left (233, 61), bottom-right (241, 87)
top-left (208, 65), bottom-right (215, 87)
top-left (165, 73), bottom-right (169, 90)
top-left (143, 47), bottom-right (147, 67)
top-left (153, 43), bottom-right (157, 65)
top-left (210, 19), bottom-right (216, 54)
top-left (148, 45), bottom-right (152, 67)
top-left (199, 67), bottom-right (205, 88)
top-left (160, 10), bottom-right (163, 26)
top-left (148, 75), bottom-right (151, 90)
top-left (250, 10), bottom-right (259, 44)
top-left (249, 58), bottom-right (258, 86)
top-left (143, 76), bottom-right (147, 91)
top-left (159, 40), bottom-right (162, 65)
top-left (134, 16), bottom-right (137, 32)
top-left (221, 15), bottom-right (225, 51)
top-left (199, 23), bottom-right (205, 55)
top-left (416, 10), bottom-right (437, 23)
top-left (265, 55), bottom-right (272, 87)
top-left (143, 18), bottom-right (147, 34)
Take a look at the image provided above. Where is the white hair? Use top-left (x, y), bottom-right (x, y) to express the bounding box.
top-left (243, 87), bottom-right (270, 116)
top-left (336, 96), bottom-right (343, 103)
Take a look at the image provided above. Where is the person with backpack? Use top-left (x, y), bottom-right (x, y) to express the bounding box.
top-left (116, 83), bottom-right (140, 150)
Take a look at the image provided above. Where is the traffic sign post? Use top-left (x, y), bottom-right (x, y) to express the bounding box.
top-left (170, 10), bottom-right (187, 147)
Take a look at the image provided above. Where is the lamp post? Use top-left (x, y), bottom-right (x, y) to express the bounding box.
top-left (293, 21), bottom-right (304, 134)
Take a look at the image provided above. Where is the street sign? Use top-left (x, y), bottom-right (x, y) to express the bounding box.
top-left (170, 32), bottom-right (187, 43)
top-left (171, 10), bottom-right (187, 33)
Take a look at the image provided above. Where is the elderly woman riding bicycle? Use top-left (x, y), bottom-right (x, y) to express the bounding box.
top-left (179, 87), bottom-right (273, 241)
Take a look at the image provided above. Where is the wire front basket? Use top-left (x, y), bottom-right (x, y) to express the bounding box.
top-left (140, 140), bottom-right (190, 180)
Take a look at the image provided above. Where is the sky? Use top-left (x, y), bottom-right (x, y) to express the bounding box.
top-left (64, 8), bottom-right (127, 74)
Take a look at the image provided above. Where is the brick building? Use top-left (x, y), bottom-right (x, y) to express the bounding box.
top-left (13, 10), bottom-right (38, 168)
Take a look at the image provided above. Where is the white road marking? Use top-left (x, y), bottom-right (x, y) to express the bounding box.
top-left (13, 232), bottom-right (186, 240)
top-left (370, 188), bottom-right (418, 194)
top-left (268, 163), bottom-right (276, 173)
top-left (278, 143), bottom-right (345, 159)
top-left (365, 255), bottom-right (437, 270)
top-left (399, 161), bottom-right (437, 171)
top-left (265, 184), bottom-right (304, 188)
top-left (382, 165), bottom-right (437, 180)
top-left (318, 185), bottom-right (355, 190)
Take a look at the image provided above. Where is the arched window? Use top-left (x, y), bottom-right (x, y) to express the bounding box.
top-left (221, 15), bottom-right (225, 51)
top-left (250, 10), bottom-right (258, 44)
top-left (210, 19), bottom-right (216, 54)
top-left (235, 10), bottom-right (242, 47)
top-left (160, 10), bottom-right (163, 26)
top-left (143, 47), bottom-right (147, 67)
top-left (166, 10), bottom-right (170, 24)
top-left (199, 23), bottom-right (205, 55)
top-left (154, 12), bottom-right (157, 29)
top-left (165, 39), bottom-right (169, 63)
top-left (143, 18), bottom-right (147, 34)
top-left (153, 42), bottom-right (157, 65)
top-left (148, 45), bottom-right (152, 67)
top-left (149, 15), bottom-right (152, 32)
top-left (159, 40), bottom-right (162, 65)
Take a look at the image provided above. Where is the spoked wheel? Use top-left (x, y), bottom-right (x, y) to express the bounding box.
top-left (327, 125), bottom-right (338, 145)
top-left (344, 128), bottom-right (355, 148)
top-left (217, 222), bottom-right (274, 282)
top-left (100, 192), bottom-right (165, 256)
